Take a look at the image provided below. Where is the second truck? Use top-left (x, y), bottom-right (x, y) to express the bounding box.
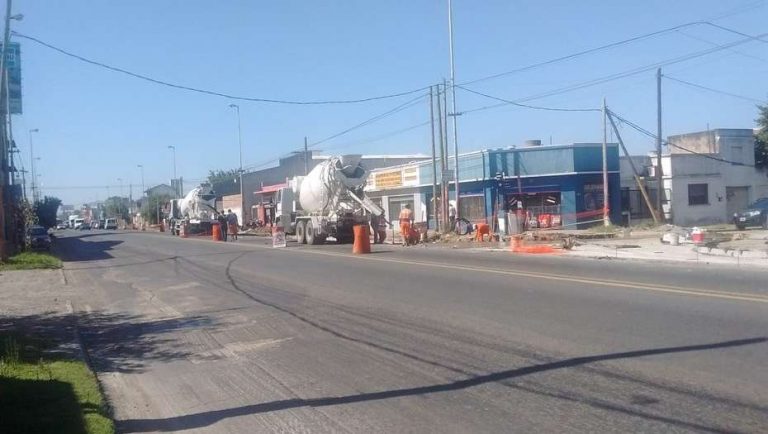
top-left (275, 155), bottom-right (385, 244)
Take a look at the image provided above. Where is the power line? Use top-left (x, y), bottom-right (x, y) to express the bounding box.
top-left (516, 32), bottom-right (768, 103)
top-left (459, 21), bottom-right (765, 86)
top-left (455, 85), bottom-right (600, 112)
top-left (238, 93), bottom-right (429, 171)
top-left (457, 31), bottom-right (768, 117)
top-left (607, 109), bottom-right (755, 167)
top-left (12, 31), bottom-right (431, 106)
top-left (664, 75), bottom-right (766, 103)
top-left (326, 120), bottom-right (431, 151)
top-left (307, 92), bottom-right (428, 148)
top-left (675, 29), bottom-right (768, 63)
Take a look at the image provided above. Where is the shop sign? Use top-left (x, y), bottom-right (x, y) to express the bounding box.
top-left (374, 170), bottom-right (403, 189)
top-left (403, 167), bottom-right (419, 186)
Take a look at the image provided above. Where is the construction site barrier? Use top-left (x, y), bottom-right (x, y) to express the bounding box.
top-left (509, 235), bottom-right (556, 254)
top-left (211, 222), bottom-right (222, 241)
top-left (353, 224), bottom-right (371, 254)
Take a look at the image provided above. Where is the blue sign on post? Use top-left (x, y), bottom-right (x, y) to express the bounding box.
top-left (1, 42), bottom-right (22, 114)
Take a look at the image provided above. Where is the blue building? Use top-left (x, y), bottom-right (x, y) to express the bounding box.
top-left (365, 142), bottom-right (621, 230)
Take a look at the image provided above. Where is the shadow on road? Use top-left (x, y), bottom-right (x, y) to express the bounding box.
top-left (54, 233), bottom-right (123, 262)
top-left (119, 337), bottom-right (766, 433)
top-left (0, 311), bottom-right (214, 374)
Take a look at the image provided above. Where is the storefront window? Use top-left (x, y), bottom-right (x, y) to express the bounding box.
top-left (459, 195), bottom-right (486, 223)
top-left (388, 196), bottom-right (414, 224)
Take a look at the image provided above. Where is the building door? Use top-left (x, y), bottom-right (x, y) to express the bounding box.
top-left (388, 196), bottom-right (414, 230)
top-left (726, 187), bottom-right (749, 218)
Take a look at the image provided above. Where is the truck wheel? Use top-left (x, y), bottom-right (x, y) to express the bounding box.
top-left (305, 221), bottom-right (316, 245)
top-left (296, 220), bottom-right (307, 244)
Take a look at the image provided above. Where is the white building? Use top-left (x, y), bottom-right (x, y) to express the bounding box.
top-left (650, 128), bottom-right (768, 226)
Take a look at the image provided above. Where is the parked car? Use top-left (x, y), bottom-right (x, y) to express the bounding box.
top-left (79, 222), bottom-right (92, 230)
top-left (105, 218), bottom-right (118, 230)
top-left (733, 197), bottom-right (768, 230)
top-left (27, 225), bottom-right (51, 250)
top-left (56, 222), bottom-right (67, 230)
top-left (73, 218), bottom-right (85, 229)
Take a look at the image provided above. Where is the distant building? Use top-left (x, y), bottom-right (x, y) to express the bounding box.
top-left (366, 141), bottom-right (621, 231)
top-left (650, 128), bottom-right (768, 226)
top-left (145, 184), bottom-right (177, 198)
top-left (240, 151), bottom-right (428, 224)
top-left (57, 204), bottom-right (76, 219)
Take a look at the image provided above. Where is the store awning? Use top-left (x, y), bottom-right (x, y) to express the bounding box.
top-left (254, 183), bottom-right (288, 194)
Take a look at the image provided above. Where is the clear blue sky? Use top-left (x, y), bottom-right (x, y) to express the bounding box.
top-left (12, 0), bottom-right (768, 205)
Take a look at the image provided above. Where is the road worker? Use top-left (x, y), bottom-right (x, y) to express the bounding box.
top-left (398, 204), bottom-right (414, 246)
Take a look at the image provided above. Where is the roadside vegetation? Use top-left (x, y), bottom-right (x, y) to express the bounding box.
top-left (0, 334), bottom-right (114, 434)
top-left (0, 251), bottom-right (62, 271)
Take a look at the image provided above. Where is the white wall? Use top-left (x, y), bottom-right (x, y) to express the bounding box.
top-left (662, 154), bottom-right (768, 226)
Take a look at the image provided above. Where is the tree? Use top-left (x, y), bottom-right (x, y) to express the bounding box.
top-left (207, 168), bottom-right (239, 184)
top-left (34, 196), bottom-right (62, 229)
top-left (104, 196), bottom-right (131, 221)
top-left (140, 194), bottom-right (170, 225)
top-left (756, 103), bottom-right (768, 169)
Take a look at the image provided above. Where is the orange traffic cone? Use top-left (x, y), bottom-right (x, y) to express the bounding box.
top-left (509, 235), bottom-right (523, 252)
top-left (353, 225), bottom-right (371, 254)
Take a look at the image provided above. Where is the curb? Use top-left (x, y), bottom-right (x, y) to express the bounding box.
top-left (694, 246), bottom-right (768, 259)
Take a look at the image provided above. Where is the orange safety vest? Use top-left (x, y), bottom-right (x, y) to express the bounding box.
top-left (398, 208), bottom-right (413, 223)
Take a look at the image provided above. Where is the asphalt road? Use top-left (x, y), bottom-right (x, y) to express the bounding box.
top-left (54, 230), bottom-right (768, 433)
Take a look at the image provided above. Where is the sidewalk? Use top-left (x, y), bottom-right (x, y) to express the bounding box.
top-left (566, 234), bottom-right (768, 268)
top-left (0, 268), bottom-right (73, 317)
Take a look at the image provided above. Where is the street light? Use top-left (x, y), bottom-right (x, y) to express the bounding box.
top-left (28, 129), bottom-right (39, 202)
top-left (229, 103), bottom-right (244, 222)
top-left (167, 145), bottom-right (177, 197)
top-left (137, 164), bottom-right (145, 197)
top-left (117, 177), bottom-right (124, 197)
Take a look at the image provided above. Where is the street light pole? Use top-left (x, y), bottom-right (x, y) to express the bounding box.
top-left (117, 177), bottom-right (123, 197)
top-left (229, 103), bottom-right (244, 223)
top-left (0, 0), bottom-right (22, 258)
top-left (447, 0), bottom-right (461, 220)
top-left (137, 164), bottom-right (145, 197)
top-left (28, 128), bottom-right (38, 202)
top-left (167, 145), bottom-right (177, 197)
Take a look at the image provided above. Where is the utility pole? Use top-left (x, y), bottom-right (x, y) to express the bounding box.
top-left (137, 164), bottom-right (145, 197)
top-left (442, 79), bottom-right (450, 231)
top-left (436, 83), bottom-right (447, 233)
top-left (429, 85), bottom-right (438, 231)
top-left (607, 110), bottom-right (658, 224)
top-left (655, 68), bottom-right (664, 222)
top-left (0, 0), bottom-right (10, 256)
top-left (19, 168), bottom-right (25, 201)
top-left (29, 128), bottom-right (38, 202)
top-left (602, 98), bottom-right (610, 226)
top-left (167, 145), bottom-right (177, 198)
top-left (447, 0), bottom-right (461, 220)
top-left (304, 136), bottom-right (309, 175)
top-left (229, 104), bottom-right (244, 221)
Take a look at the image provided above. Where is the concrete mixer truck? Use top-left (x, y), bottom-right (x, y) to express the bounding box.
top-left (168, 184), bottom-right (217, 235)
top-left (275, 155), bottom-right (385, 244)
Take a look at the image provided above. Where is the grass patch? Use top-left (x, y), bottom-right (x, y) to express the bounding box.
top-left (0, 335), bottom-right (114, 434)
top-left (0, 251), bottom-right (62, 271)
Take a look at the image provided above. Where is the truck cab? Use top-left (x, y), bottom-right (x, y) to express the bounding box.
top-left (274, 187), bottom-right (296, 232)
